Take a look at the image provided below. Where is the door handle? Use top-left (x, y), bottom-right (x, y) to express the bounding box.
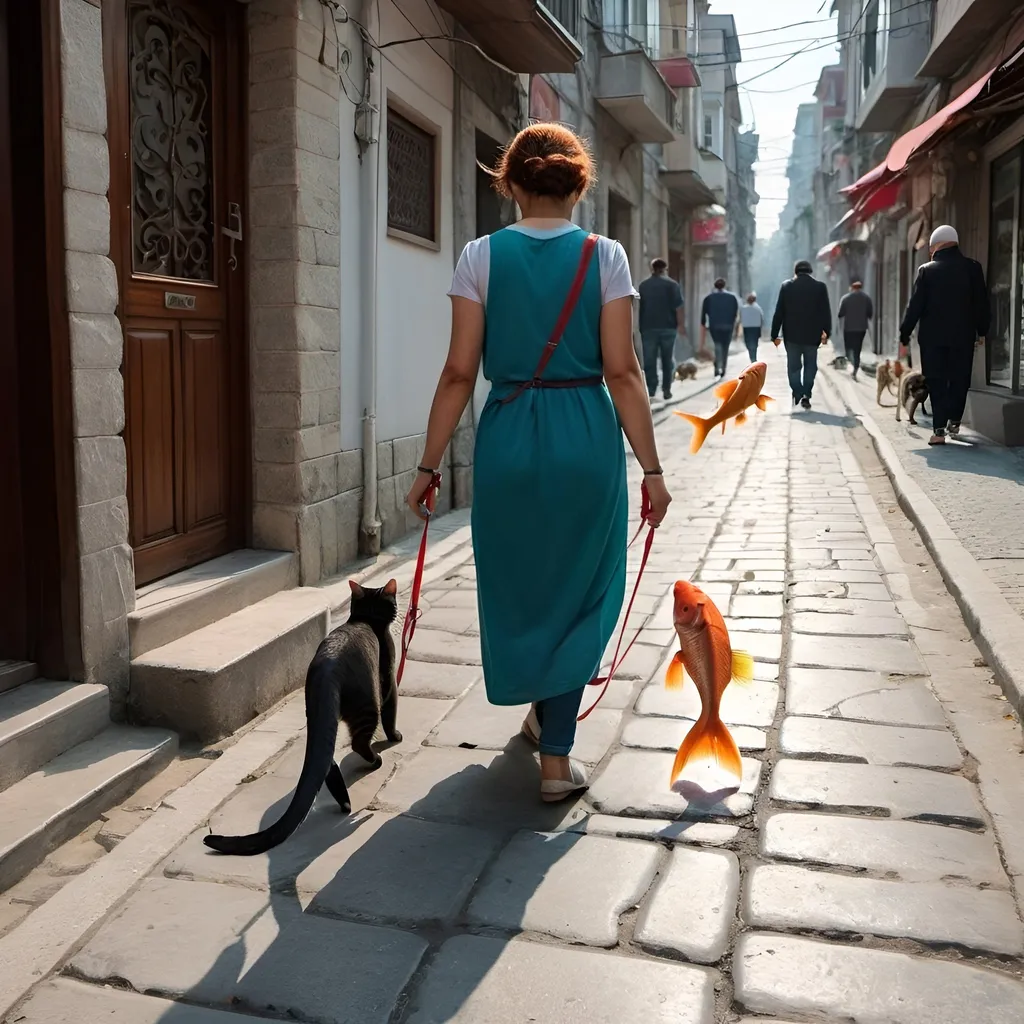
top-left (221, 202), bottom-right (242, 270)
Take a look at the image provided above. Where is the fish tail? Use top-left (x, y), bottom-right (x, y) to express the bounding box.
top-left (669, 714), bottom-right (743, 786)
top-left (674, 411), bottom-right (712, 454)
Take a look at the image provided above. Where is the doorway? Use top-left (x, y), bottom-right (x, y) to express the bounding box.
top-left (105, 0), bottom-right (248, 585)
top-left (475, 131), bottom-right (514, 237)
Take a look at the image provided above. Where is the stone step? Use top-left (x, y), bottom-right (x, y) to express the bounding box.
top-left (129, 587), bottom-right (330, 742)
top-left (0, 724), bottom-right (177, 893)
top-left (0, 660), bottom-right (39, 694)
top-left (0, 681), bottom-right (110, 794)
top-left (129, 549), bottom-right (298, 659)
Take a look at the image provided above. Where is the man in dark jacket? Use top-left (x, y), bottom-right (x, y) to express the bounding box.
top-left (837, 280), bottom-right (873, 380)
top-left (638, 258), bottom-right (685, 400)
top-left (700, 278), bottom-right (740, 378)
top-left (771, 260), bottom-right (833, 409)
top-left (899, 225), bottom-right (989, 445)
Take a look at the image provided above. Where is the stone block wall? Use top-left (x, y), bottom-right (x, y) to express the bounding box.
top-left (375, 434), bottom-right (454, 549)
top-left (60, 0), bottom-right (133, 709)
top-left (248, 0), bottom-right (352, 584)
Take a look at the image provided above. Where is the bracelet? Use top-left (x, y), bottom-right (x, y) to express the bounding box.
top-left (643, 467), bottom-right (664, 476)
top-left (417, 465), bottom-right (437, 476)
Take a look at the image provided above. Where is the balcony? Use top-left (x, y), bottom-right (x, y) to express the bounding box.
top-left (431, 0), bottom-right (582, 74)
top-left (856, 7), bottom-right (931, 132)
top-left (920, 0), bottom-right (1024, 78)
top-left (595, 50), bottom-right (677, 144)
top-left (661, 136), bottom-right (726, 206)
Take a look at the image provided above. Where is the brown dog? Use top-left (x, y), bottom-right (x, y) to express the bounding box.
top-left (876, 360), bottom-right (898, 405)
top-left (674, 361), bottom-right (698, 382)
top-left (896, 369), bottom-right (929, 425)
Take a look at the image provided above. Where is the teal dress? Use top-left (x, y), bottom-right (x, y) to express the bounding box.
top-left (472, 226), bottom-right (628, 706)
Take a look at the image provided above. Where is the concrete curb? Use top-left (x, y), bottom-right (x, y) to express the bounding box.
top-left (822, 367), bottom-right (1024, 714)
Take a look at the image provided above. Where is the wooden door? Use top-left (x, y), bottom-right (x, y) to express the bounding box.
top-left (106, 0), bottom-right (247, 585)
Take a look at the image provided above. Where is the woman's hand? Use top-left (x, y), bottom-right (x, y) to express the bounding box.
top-left (644, 474), bottom-right (672, 528)
top-left (406, 471), bottom-right (437, 520)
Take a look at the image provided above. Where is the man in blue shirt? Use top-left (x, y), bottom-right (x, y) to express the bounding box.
top-left (700, 278), bottom-right (740, 378)
top-left (638, 258), bottom-right (685, 400)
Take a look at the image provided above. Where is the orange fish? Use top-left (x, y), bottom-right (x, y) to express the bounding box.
top-left (665, 580), bottom-right (754, 786)
top-left (674, 361), bottom-right (773, 454)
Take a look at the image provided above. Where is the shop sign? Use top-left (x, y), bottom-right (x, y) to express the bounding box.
top-left (692, 214), bottom-right (727, 246)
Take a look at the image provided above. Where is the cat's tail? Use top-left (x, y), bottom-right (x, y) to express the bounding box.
top-left (204, 665), bottom-right (339, 856)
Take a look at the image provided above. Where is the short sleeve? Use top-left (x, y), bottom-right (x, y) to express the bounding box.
top-left (598, 237), bottom-right (638, 305)
top-left (448, 236), bottom-right (489, 305)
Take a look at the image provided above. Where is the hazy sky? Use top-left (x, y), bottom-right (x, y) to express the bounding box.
top-left (711, 0), bottom-right (841, 237)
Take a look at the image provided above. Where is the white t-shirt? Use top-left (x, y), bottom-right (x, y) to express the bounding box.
top-left (448, 223), bottom-right (638, 307)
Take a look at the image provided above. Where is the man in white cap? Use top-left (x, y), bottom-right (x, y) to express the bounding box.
top-left (899, 225), bottom-right (989, 445)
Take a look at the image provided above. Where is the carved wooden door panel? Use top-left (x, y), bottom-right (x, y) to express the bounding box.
top-left (107, 0), bottom-right (246, 585)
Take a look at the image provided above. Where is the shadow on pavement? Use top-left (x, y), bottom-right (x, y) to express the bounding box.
top-left (798, 409), bottom-right (858, 429)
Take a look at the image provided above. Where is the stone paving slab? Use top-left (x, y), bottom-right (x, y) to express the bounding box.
top-left (10, 978), bottom-right (271, 1024)
top-left (418, 606), bottom-right (479, 635)
top-left (588, 750), bottom-right (762, 819)
top-left (769, 759), bottom-right (985, 825)
top-left (403, 934), bottom-right (716, 1023)
top-left (68, 877), bottom-right (427, 1023)
top-left (634, 847), bottom-right (739, 963)
top-left (789, 569), bottom-right (883, 584)
top-left (425, 683), bottom-right (621, 765)
top-left (763, 813), bottom-right (1007, 884)
top-left (372, 746), bottom-right (588, 831)
top-left (406, 629), bottom-right (482, 665)
top-left (396, 660), bottom-right (481, 699)
top-left (778, 716), bottom-right (962, 769)
top-left (789, 596), bottom-right (898, 616)
top-left (466, 831), bottom-right (660, 946)
top-left (622, 714), bottom-right (767, 752)
top-left (791, 611), bottom-right (908, 636)
top-left (723, 617), bottom-right (783, 634)
top-left (727, 630), bottom-right (783, 662)
top-left (786, 668), bottom-right (946, 727)
top-left (734, 933), bottom-right (1024, 1024)
top-left (789, 633), bottom-right (926, 673)
top-left (564, 814), bottom-right (740, 846)
top-left (729, 594), bottom-right (784, 617)
top-left (635, 673), bottom-right (779, 728)
top-left (744, 863), bottom-right (1024, 954)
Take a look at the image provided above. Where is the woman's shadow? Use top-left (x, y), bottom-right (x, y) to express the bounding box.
top-left (151, 736), bottom-right (587, 1024)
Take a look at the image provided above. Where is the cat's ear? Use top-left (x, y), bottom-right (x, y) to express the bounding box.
top-left (349, 580), bottom-right (364, 598)
top-left (383, 579), bottom-right (398, 597)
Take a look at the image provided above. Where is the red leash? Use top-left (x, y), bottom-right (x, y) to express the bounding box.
top-left (396, 471), bottom-right (442, 686)
top-left (577, 481), bottom-right (656, 721)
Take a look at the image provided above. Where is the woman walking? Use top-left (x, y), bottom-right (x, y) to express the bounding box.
top-left (405, 124), bottom-right (671, 802)
top-left (740, 292), bottom-right (764, 363)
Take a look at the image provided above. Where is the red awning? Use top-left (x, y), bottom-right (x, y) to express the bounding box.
top-left (816, 242), bottom-right (841, 262)
top-left (655, 57), bottom-right (700, 88)
top-left (853, 178), bottom-right (902, 222)
top-left (885, 68), bottom-right (995, 172)
top-left (840, 160), bottom-right (888, 197)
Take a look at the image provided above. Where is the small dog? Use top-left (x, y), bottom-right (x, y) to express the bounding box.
top-left (876, 360), bottom-right (899, 405)
top-left (896, 369), bottom-right (930, 425)
top-left (674, 361), bottom-right (698, 382)
top-left (830, 355), bottom-right (848, 370)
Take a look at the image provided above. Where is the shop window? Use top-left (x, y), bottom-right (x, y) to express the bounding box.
top-left (386, 106), bottom-right (438, 248)
top-left (986, 148), bottom-right (1021, 391)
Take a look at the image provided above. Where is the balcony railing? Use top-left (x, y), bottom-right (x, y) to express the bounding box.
top-left (540, 0), bottom-right (582, 42)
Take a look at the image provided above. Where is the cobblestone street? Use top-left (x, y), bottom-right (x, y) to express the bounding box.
top-left (5, 372), bottom-right (1024, 1024)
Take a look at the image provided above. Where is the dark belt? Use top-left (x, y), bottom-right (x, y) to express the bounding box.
top-left (499, 376), bottom-right (603, 404)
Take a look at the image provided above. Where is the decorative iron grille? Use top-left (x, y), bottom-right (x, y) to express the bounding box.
top-left (387, 110), bottom-right (437, 242)
top-left (128, 0), bottom-right (215, 281)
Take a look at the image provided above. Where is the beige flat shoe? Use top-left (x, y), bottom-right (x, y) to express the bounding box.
top-left (521, 705), bottom-right (541, 746)
top-left (540, 760), bottom-right (588, 803)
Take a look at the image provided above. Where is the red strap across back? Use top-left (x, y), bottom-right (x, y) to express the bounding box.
top-left (499, 233), bottom-right (600, 406)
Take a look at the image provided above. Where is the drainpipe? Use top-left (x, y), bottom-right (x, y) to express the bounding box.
top-left (356, 1), bottom-right (381, 555)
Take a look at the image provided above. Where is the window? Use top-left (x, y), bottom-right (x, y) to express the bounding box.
top-left (672, 27), bottom-right (680, 52)
top-left (386, 106), bottom-right (438, 247)
top-left (703, 113), bottom-right (714, 151)
top-left (987, 148), bottom-right (1022, 391)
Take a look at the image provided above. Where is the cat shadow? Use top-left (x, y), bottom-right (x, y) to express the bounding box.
top-left (154, 741), bottom-right (584, 1023)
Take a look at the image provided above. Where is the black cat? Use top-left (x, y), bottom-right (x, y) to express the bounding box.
top-left (204, 579), bottom-right (401, 856)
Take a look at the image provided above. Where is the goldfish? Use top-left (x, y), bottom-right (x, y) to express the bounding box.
top-left (674, 361), bottom-right (773, 454)
top-left (665, 580), bottom-right (754, 786)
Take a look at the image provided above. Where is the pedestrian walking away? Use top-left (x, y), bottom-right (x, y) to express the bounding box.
top-left (407, 123), bottom-right (671, 801)
top-left (899, 224), bottom-right (989, 445)
top-left (701, 277), bottom-right (740, 378)
top-left (638, 257), bottom-right (685, 400)
top-left (740, 292), bottom-right (765, 363)
top-left (838, 279), bottom-right (873, 379)
top-left (771, 259), bottom-right (833, 410)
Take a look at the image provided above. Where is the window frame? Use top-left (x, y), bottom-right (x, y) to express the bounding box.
top-left (385, 96), bottom-right (442, 252)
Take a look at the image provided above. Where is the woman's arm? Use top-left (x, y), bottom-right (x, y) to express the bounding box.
top-left (406, 296), bottom-right (484, 516)
top-left (601, 296), bottom-right (671, 526)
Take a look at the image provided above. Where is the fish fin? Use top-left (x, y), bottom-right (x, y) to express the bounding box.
top-left (674, 411), bottom-right (711, 454)
top-left (721, 420), bottom-right (727, 435)
top-left (731, 650), bottom-right (756, 686)
top-left (714, 380), bottom-right (738, 401)
top-left (669, 715), bottom-right (743, 786)
top-left (754, 394), bottom-right (774, 411)
top-left (665, 652), bottom-right (685, 690)
top-left (734, 411), bottom-right (748, 426)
